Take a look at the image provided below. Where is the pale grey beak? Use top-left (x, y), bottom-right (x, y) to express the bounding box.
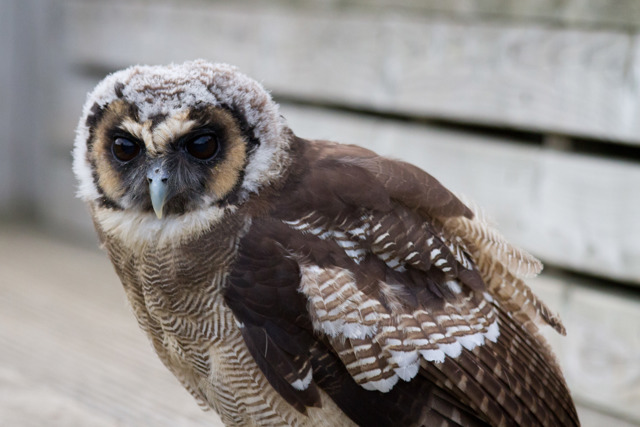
top-left (147, 165), bottom-right (169, 219)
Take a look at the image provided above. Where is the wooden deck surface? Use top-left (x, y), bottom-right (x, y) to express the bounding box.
top-left (0, 224), bottom-right (222, 426)
top-left (0, 223), bottom-right (636, 426)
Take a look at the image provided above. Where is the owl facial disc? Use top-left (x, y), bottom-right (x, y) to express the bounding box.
top-left (73, 60), bottom-right (290, 218)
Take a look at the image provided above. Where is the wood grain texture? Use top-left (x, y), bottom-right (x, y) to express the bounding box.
top-left (362, 0), bottom-right (640, 29)
top-left (528, 275), bottom-right (640, 425)
top-left (266, 0), bottom-right (640, 30)
top-left (1, 0), bottom-right (62, 216)
top-left (61, 0), bottom-right (640, 144)
top-left (67, 0), bottom-right (640, 30)
top-left (282, 104), bottom-right (640, 286)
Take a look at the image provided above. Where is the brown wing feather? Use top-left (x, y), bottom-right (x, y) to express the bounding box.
top-left (443, 214), bottom-right (565, 335)
top-left (227, 136), bottom-right (578, 426)
top-left (309, 140), bottom-right (473, 219)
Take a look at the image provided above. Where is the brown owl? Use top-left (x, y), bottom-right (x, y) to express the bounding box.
top-left (73, 60), bottom-right (579, 426)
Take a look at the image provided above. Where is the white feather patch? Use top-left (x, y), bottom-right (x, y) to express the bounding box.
top-left (342, 323), bottom-right (377, 339)
top-left (290, 369), bottom-right (313, 391)
top-left (457, 332), bottom-right (485, 351)
top-left (388, 350), bottom-right (421, 382)
top-left (394, 361), bottom-right (420, 382)
top-left (439, 341), bottom-right (463, 358)
top-left (93, 204), bottom-right (234, 250)
top-left (483, 292), bottom-right (495, 303)
top-left (445, 280), bottom-right (462, 294)
top-left (360, 375), bottom-right (399, 393)
top-left (420, 349), bottom-right (445, 363)
top-left (485, 320), bottom-right (500, 343)
top-left (389, 350), bottom-right (418, 367)
top-left (283, 221), bottom-right (366, 263)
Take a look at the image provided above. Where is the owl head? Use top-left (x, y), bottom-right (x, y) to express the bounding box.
top-left (73, 60), bottom-right (290, 245)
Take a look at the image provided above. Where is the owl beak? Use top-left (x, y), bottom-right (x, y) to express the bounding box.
top-left (147, 165), bottom-right (169, 219)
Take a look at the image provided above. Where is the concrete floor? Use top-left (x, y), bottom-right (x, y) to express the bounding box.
top-left (0, 223), bottom-right (636, 427)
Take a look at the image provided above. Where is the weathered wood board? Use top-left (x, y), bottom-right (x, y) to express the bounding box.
top-left (61, 0), bottom-right (640, 145)
top-left (529, 275), bottom-right (640, 425)
top-left (213, 0), bottom-right (640, 30)
top-left (363, 0), bottom-right (640, 29)
top-left (1, 0), bottom-right (61, 216)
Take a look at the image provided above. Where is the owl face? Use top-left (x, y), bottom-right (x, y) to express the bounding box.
top-left (74, 61), bottom-right (291, 243)
top-left (87, 101), bottom-right (250, 217)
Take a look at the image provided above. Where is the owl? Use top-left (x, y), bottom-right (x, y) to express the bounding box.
top-left (73, 60), bottom-right (579, 426)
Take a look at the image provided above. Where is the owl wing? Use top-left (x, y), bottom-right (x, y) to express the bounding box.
top-left (224, 138), bottom-right (579, 426)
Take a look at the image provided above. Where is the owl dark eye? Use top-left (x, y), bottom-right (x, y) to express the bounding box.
top-left (185, 133), bottom-right (219, 160)
top-left (112, 137), bottom-right (141, 162)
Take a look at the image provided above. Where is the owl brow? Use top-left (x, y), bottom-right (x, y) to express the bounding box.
top-left (149, 113), bottom-right (168, 129)
top-left (151, 113), bottom-right (199, 151)
top-left (184, 105), bottom-right (252, 148)
top-left (118, 118), bottom-right (157, 155)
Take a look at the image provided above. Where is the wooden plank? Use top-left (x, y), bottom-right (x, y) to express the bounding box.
top-left (289, 0), bottom-right (640, 30)
top-left (529, 275), bottom-right (640, 424)
top-left (1, 0), bottom-right (62, 216)
top-left (0, 226), bottom-right (222, 426)
top-left (281, 104), bottom-right (640, 285)
top-left (60, 0), bottom-right (640, 145)
top-left (524, 152), bottom-right (640, 285)
top-left (60, 1), bottom-right (266, 74)
top-left (69, 0), bottom-right (640, 30)
top-left (382, 23), bottom-right (637, 144)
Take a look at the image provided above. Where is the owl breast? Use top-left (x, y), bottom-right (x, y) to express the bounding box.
top-left (99, 210), bottom-right (350, 426)
top-left (100, 213), bottom-right (246, 416)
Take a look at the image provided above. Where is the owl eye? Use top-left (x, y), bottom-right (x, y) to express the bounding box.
top-left (112, 137), bottom-right (141, 162)
top-left (185, 133), bottom-right (219, 160)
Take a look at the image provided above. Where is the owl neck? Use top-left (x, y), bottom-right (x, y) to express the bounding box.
top-left (91, 203), bottom-right (239, 253)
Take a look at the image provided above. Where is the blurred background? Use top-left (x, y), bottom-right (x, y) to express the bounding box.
top-left (1, 0), bottom-right (640, 425)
